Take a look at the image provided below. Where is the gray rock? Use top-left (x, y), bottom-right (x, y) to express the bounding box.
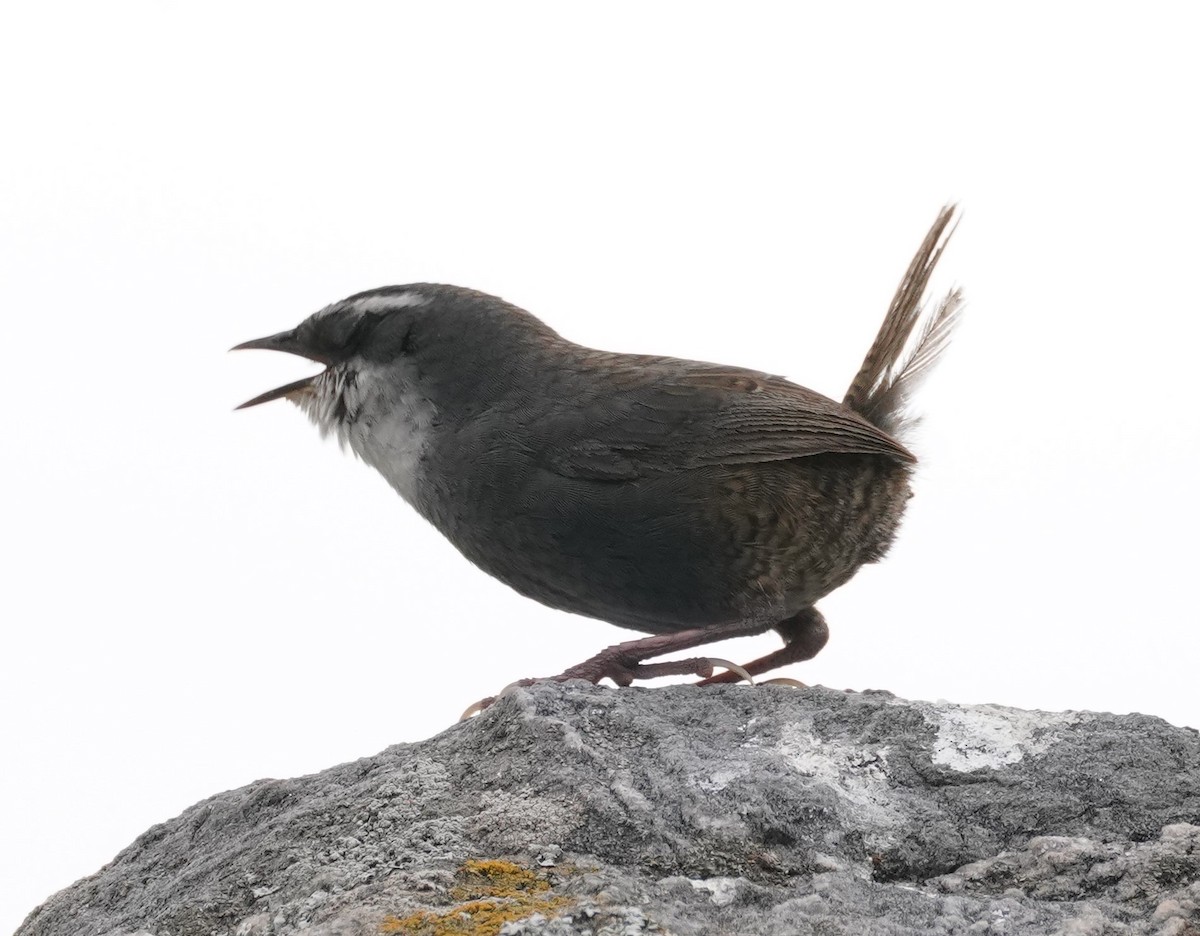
top-left (16, 683), bottom-right (1200, 936)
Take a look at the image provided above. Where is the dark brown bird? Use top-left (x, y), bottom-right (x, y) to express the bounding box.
top-left (233, 207), bottom-right (963, 704)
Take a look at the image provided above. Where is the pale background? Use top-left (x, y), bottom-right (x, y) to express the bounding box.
top-left (3, 3), bottom-right (1198, 932)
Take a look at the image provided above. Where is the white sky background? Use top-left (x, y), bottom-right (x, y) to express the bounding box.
top-left (3, 2), bottom-right (1198, 931)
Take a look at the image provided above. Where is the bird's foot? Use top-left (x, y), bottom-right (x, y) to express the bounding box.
top-left (459, 657), bottom-right (754, 720)
top-left (557, 649), bottom-right (753, 687)
top-left (458, 630), bottom-right (765, 719)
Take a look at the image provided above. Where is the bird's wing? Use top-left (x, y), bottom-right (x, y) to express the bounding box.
top-left (541, 357), bottom-right (914, 482)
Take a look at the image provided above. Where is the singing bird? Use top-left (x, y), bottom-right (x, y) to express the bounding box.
top-left (234, 207), bottom-right (962, 705)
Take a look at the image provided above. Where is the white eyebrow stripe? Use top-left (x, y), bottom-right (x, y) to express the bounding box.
top-left (349, 291), bottom-right (431, 313)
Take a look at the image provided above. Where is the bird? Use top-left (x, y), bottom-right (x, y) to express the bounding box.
top-left (233, 207), bottom-right (963, 707)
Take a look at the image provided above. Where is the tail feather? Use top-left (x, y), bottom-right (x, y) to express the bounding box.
top-left (843, 205), bottom-right (964, 440)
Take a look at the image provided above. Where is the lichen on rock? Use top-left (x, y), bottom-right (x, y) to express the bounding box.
top-left (15, 683), bottom-right (1200, 936)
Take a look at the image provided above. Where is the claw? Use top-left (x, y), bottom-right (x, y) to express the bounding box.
top-left (459, 698), bottom-right (491, 721)
top-left (704, 658), bottom-right (755, 685)
top-left (459, 678), bottom-right (541, 720)
top-left (758, 677), bottom-right (807, 688)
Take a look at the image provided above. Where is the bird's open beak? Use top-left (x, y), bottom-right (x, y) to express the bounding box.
top-left (230, 330), bottom-right (327, 410)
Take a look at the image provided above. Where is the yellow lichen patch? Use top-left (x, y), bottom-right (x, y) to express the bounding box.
top-left (380, 859), bottom-right (573, 935)
top-left (450, 859), bottom-right (550, 901)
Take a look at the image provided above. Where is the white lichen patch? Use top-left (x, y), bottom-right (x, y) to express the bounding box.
top-left (696, 767), bottom-right (747, 792)
top-left (918, 702), bottom-right (1080, 772)
top-left (774, 723), bottom-right (903, 830)
top-left (689, 876), bottom-right (744, 907)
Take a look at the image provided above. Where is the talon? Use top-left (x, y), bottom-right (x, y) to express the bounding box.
top-left (459, 698), bottom-right (492, 721)
top-left (704, 657), bottom-right (754, 685)
top-left (758, 677), bottom-right (807, 688)
top-left (459, 678), bottom-right (542, 720)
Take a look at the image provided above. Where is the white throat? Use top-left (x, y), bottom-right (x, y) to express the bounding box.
top-left (296, 362), bottom-right (436, 506)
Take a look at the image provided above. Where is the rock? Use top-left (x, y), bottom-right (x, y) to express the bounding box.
top-left (15, 683), bottom-right (1200, 935)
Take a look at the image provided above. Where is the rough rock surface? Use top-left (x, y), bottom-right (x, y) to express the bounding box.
top-left (17, 683), bottom-right (1200, 936)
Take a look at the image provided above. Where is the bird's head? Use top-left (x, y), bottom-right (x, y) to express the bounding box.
top-left (233, 283), bottom-right (560, 440)
top-left (233, 286), bottom-right (431, 433)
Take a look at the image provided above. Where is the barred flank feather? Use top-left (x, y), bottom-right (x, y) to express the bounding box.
top-left (843, 205), bottom-right (964, 441)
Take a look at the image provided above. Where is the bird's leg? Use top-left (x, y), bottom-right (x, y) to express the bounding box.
top-left (460, 620), bottom-right (772, 718)
top-left (554, 623), bottom-right (769, 685)
top-left (695, 606), bottom-right (829, 686)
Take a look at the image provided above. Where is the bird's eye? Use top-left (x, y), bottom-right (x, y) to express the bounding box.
top-left (345, 312), bottom-right (415, 361)
top-left (347, 313), bottom-right (384, 349)
top-left (397, 323), bottom-right (415, 355)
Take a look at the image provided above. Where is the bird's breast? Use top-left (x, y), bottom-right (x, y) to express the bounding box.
top-left (344, 377), bottom-right (439, 508)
